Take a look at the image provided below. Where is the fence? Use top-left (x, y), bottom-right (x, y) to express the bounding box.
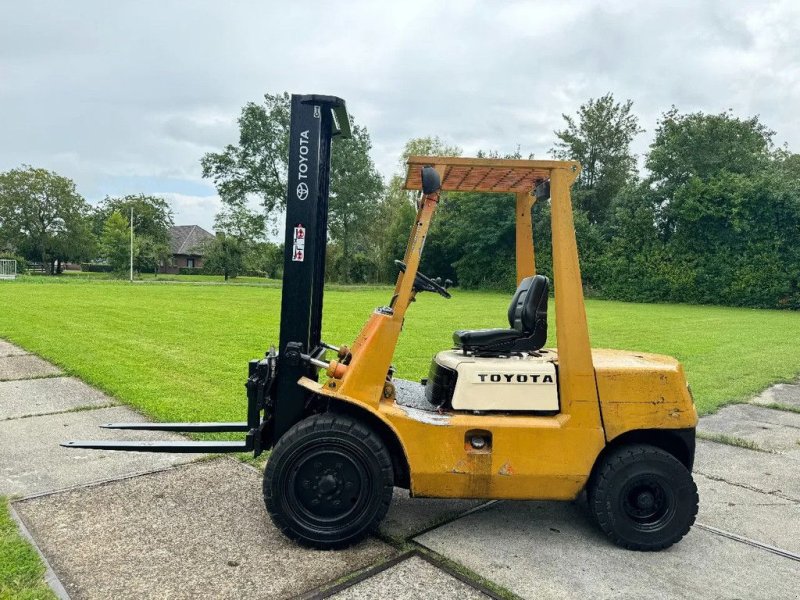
top-left (0, 259), bottom-right (17, 280)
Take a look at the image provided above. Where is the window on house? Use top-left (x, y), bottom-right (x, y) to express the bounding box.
top-left (187, 258), bottom-right (195, 268)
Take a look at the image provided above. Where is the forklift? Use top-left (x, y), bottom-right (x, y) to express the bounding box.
top-left (65, 94), bottom-right (699, 551)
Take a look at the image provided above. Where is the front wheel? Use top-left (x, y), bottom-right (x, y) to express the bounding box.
top-left (263, 413), bottom-right (394, 549)
top-left (587, 444), bottom-right (698, 551)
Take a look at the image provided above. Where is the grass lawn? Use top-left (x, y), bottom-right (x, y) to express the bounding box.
top-left (0, 499), bottom-right (56, 600)
top-left (57, 270), bottom-right (279, 285)
top-left (1, 278), bottom-right (800, 418)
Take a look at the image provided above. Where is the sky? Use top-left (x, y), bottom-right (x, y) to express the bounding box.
top-left (1, 1), bottom-right (799, 233)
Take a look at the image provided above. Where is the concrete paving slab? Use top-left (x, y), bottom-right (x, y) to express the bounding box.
top-left (751, 382), bottom-right (800, 410)
top-left (0, 354), bottom-right (62, 381)
top-left (696, 473), bottom-right (800, 553)
top-left (0, 376), bottom-right (115, 420)
top-left (416, 501), bottom-right (800, 599)
top-left (380, 489), bottom-right (485, 541)
top-left (330, 555), bottom-right (488, 599)
top-left (698, 404), bottom-right (800, 457)
top-left (0, 339), bottom-right (28, 356)
top-left (0, 406), bottom-right (198, 496)
top-left (716, 402), bottom-right (800, 427)
top-left (694, 439), bottom-right (800, 501)
top-left (14, 459), bottom-right (395, 600)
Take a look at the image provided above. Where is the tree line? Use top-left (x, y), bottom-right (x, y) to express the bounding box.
top-left (1, 91), bottom-right (798, 309)
top-left (204, 92), bottom-right (800, 309)
top-left (0, 168), bottom-right (177, 276)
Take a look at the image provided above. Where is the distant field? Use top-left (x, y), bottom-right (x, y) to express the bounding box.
top-left (2, 278), bottom-right (800, 418)
top-left (57, 270), bottom-right (279, 285)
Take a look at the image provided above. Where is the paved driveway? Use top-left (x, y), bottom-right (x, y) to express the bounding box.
top-left (2, 340), bottom-right (798, 599)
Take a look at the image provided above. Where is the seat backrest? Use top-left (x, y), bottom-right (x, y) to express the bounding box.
top-left (507, 275), bottom-right (549, 333)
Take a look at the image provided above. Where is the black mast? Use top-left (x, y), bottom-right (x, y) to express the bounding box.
top-left (273, 94), bottom-right (350, 439)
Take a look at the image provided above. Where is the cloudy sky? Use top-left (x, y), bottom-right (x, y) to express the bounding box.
top-left (1, 1), bottom-right (799, 232)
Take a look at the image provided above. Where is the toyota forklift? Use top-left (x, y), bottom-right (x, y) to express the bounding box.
top-left (65, 94), bottom-right (699, 551)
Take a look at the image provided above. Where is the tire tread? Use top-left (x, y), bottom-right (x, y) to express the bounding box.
top-left (588, 443), bottom-right (698, 551)
top-left (263, 412), bottom-right (393, 549)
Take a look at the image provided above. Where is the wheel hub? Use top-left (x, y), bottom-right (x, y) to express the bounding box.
top-left (622, 477), bottom-right (670, 524)
top-left (288, 447), bottom-right (369, 524)
top-left (317, 473), bottom-right (339, 495)
top-left (636, 490), bottom-right (655, 510)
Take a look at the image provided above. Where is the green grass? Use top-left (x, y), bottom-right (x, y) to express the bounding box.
top-left (0, 499), bottom-right (56, 600)
top-left (695, 432), bottom-right (765, 452)
top-left (1, 279), bottom-right (800, 419)
top-left (757, 402), bottom-right (800, 414)
top-left (49, 271), bottom-right (278, 284)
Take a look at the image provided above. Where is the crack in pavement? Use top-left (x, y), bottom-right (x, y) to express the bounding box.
top-left (695, 523), bottom-right (800, 563)
top-left (0, 403), bottom-right (118, 422)
top-left (696, 470), bottom-right (800, 503)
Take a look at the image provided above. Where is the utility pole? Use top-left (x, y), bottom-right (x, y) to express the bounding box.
top-left (130, 207), bottom-right (134, 282)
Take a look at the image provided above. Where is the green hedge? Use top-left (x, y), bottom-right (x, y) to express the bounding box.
top-left (80, 263), bottom-right (114, 273)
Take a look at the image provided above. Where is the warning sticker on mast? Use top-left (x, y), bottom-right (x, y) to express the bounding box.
top-left (292, 224), bottom-right (306, 262)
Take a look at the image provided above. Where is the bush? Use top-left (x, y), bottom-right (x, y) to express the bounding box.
top-left (80, 263), bottom-right (114, 273)
top-left (178, 267), bottom-right (205, 275)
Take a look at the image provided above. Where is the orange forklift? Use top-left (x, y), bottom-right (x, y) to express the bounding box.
top-left (66, 94), bottom-right (699, 551)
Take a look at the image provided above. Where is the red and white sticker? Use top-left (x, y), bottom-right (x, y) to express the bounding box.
top-left (292, 224), bottom-right (306, 262)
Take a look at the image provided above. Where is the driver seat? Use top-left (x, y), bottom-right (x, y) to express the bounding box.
top-left (453, 275), bottom-right (548, 355)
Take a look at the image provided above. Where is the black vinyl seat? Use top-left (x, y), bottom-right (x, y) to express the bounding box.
top-left (453, 275), bottom-right (549, 355)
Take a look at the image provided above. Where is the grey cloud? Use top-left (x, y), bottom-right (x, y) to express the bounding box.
top-left (1, 0), bottom-right (798, 226)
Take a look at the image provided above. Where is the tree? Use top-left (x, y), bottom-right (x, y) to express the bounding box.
top-left (646, 108), bottom-right (774, 188)
top-left (101, 211), bottom-right (130, 275)
top-left (48, 215), bottom-right (97, 273)
top-left (597, 109), bottom-right (800, 309)
top-left (327, 122), bottom-right (384, 282)
top-left (134, 236), bottom-right (171, 277)
top-left (552, 93), bottom-right (643, 224)
top-left (0, 166), bottom-right (94, 273)
top-left (435, 191), bottom-right (517, 290)
top-left (95, 194), bottom-right (173, 246)
top-left (647, 109), bottom-right (777, 252)
top-left (203, 233), bottom-right (245, 281)
top-left (201, 93), bottom-right (383, 237)
top-left (201, 93), bottom-right (291, 234)
top-left (202, 92), bottom-right (384, 282)
top-left (93, 194), bottom-right (174, 277)
top-left (214, 204), bottom-right (265, 242)
top-left (244, 241), bottom-right (283, 279)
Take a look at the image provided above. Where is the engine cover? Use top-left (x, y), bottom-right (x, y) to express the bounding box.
top-left (430, 350), bottom-right (559, 412)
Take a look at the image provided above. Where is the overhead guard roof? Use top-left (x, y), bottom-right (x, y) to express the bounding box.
top-left (404, 156), bottom-right (579, 193)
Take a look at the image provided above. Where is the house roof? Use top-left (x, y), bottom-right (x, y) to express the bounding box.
top-left (169, 225), bottom-right (215, 256)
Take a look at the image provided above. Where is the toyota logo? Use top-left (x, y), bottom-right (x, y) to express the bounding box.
top-left (296, 182), bottom-right (309, 201)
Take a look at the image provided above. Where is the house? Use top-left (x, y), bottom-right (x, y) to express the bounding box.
top-left (162, 225), bottom-right (215, 274)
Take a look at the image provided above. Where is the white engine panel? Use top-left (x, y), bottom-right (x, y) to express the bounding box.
top-left (436, 350), bottom-right (559, 412)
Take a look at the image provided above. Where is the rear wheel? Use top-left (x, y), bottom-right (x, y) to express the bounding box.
top-left (587, 444), bottom-right (698, 551)
top-left (263, 413), bottom-right (393, 549)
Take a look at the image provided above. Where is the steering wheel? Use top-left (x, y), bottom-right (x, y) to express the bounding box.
top-left (395, 260), bottom-right (451, 299)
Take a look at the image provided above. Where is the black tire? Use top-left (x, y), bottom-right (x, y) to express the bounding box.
top-left (587, 444), bottom-right (698, 551)
top-left (263, 413), bottom-right (393, 549)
